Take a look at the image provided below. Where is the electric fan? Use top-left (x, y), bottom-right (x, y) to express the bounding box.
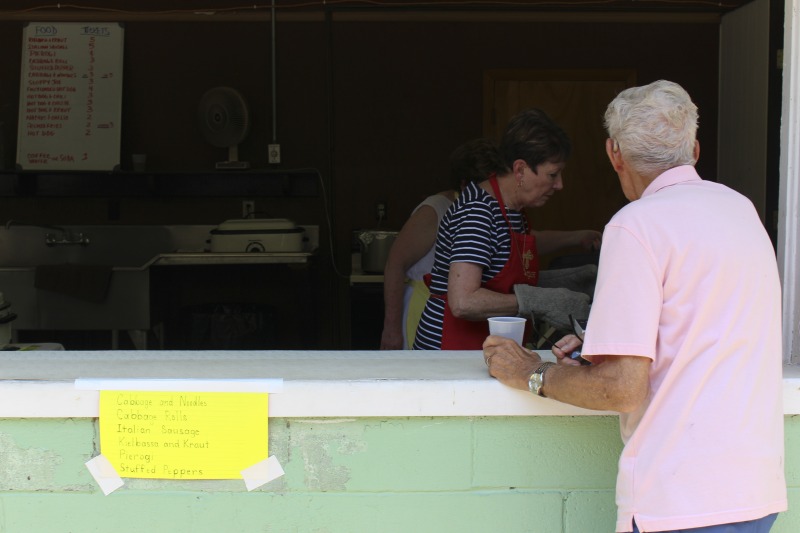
top-left (197, 87), bottom-right (251, 170)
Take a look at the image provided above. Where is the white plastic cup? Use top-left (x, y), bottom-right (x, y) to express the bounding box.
top-left (487, 316), bottom-right (526, 345)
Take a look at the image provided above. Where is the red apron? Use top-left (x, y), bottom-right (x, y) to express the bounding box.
top-left (438, 176), bottom-right (539, 349)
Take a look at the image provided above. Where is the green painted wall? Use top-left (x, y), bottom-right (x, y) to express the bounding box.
top-left (0, 416), bottom-right (797, 532)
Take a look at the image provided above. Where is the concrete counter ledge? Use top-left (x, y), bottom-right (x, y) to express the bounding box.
top-left (1, 350), bottom-right (799, 418)
top-left (0, 350), bottom-right (798, 532)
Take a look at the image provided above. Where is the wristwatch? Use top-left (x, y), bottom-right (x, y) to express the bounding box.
top-left (528, 362), bottom-right (556, 397)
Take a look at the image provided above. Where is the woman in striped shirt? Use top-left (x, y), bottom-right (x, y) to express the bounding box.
top-left (380, 138), bottom-right (508, 350)
top-left (414, 109), bottom-right (601, 350)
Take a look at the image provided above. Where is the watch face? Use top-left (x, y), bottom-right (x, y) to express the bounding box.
top-left (529, 373), bottom-right (543, 395)
top-left (529, 363), bottom-right (553, 396)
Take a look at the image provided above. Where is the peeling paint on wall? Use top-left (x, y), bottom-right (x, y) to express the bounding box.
top-left (285, 419), bottom-right (370, 491)
top-left (0, 432), bottom-right (62, 491)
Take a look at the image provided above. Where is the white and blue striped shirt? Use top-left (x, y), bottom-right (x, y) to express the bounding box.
top-left (413, 181), bottom-right (528, 350)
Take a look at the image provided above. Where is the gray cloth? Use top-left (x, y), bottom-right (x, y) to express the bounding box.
top-left (537, 264), bottom-right (597, 298)
top-left (514, 284), bottom-right (590, 332)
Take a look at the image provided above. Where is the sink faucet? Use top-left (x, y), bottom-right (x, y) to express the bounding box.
top-left (44, 230), bottom-right (90, 247)
top-left (5, 220), bottom-right (90, 247)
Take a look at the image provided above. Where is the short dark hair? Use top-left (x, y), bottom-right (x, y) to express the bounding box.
top-left (449, 138), bottom-right (508, 189)
top-left (499, 109), bottom-right (571, 170)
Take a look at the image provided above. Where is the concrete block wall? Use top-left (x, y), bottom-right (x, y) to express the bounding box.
top-left (0, 416), bottom-right (796, 532)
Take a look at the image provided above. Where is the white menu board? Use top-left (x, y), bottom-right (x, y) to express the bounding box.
top-left (16, 22), bottom-right (124, 171)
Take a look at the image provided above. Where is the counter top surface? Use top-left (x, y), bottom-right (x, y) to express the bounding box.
top-left (0, 349), bottom-right (489, 381)
top-left (1, 350), bottom-right (798, 418)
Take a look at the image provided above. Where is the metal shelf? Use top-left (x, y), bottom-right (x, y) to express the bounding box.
top-left (152, 252), bottom-right (313, 266)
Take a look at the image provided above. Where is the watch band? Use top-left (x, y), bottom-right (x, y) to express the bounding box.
top-left (528, 362), bottom-right (556, 397)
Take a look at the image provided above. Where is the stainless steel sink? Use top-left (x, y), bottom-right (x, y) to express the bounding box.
top-left (0, 225), bottom-right (214, 339)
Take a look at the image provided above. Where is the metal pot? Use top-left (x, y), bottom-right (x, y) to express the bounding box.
top-left (358, 230), bottom-right (398, 273)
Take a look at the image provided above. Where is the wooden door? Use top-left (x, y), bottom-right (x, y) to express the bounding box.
top-left (484, 70), bottom-right (636, 263)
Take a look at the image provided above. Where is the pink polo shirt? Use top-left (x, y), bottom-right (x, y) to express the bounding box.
top-left (581, 166), bottom-right (787, 532)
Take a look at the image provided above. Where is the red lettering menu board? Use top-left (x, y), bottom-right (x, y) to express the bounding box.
top-left (16, 22), bottom-right (124, 171)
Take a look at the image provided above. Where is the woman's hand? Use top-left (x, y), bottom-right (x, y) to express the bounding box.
top-left (483, 335), bottom-right (543, 390)
top-left (380, 328), bottom-right (403, 350)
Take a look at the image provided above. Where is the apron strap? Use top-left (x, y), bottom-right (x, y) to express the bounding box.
top-left (488, 175), bottom-right (531, 236)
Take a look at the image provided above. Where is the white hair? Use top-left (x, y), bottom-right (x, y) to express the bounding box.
top-left (604, 80), bottom-right (698, 177)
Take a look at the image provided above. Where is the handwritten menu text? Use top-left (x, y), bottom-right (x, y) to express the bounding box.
top-left (17, 23), bottom-right (123, 170)
top-left (99, 390), bottom-right (269, 480)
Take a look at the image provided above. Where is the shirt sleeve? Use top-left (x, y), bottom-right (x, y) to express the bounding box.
top-left (448, 201), bottom-right (499, 271)
top-left (581, 224), bottom-right (661, 360)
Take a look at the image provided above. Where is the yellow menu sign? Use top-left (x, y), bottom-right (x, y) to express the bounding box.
top-left (99, 390), bottom-right (268, 480)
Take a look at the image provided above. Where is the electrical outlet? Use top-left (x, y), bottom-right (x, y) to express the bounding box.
top-left (268, 144), bottom-right (281, 164)
top-left (242, 200), bottom-right (255, 218)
